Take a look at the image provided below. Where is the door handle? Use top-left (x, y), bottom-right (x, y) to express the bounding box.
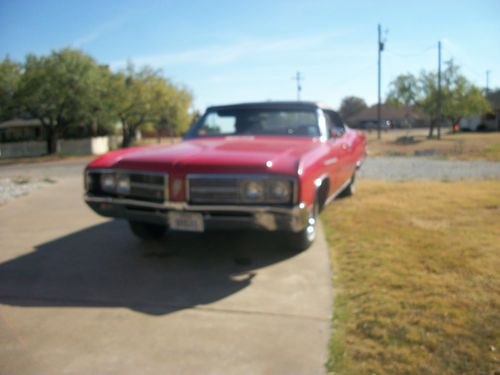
top-left (341, 143), bottom-right (350, 150)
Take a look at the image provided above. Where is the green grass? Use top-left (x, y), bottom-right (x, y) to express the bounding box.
top-left (322, 180), bottom-right (500, 375)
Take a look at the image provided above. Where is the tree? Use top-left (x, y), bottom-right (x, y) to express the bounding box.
top-left (386, 73), bottom-right (420, 131)
top-left (486, 89), bottom-right (500, 111)
top-left (4, 48), bottom-right (193, 151)
top-left (153, 84), bottom-right (193, 141)
top-left (388, 60), bottom-right (491, 138)
top-left (111, 63), bottom-right (193, 147)
top-left (91, 65), bottom-right (121, 136)
top-left (0, 56), bottom-right (22, 121)
top-left (16, 48), bottom-right (105, 153)
top-left (386, 73), bottom-right (419, 108)
top-left (338, 96), bottom-right (367, 120)
top-left (421, 60), bottom-right (490, 137)
top-left (110, 64), bottom-right (157, 147)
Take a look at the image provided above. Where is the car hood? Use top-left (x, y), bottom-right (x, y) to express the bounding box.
top-left (89, 136), bottom-right (323, 176)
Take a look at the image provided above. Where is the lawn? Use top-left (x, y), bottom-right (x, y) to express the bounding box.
top-left (322, 180), bottom-right (500, 375)
top-left (366, 128), bottom-right (500, 161)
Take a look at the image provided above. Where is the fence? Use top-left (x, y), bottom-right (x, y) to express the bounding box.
top-left (0, 136), bottom-right (123, 159)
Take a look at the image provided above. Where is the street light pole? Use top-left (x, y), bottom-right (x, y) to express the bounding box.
top-left (377, 24), bottom-right (383, 140)
top-left (437, 40), bottom-right (442, 139)
top-left (486, 70), bottom-right (490, 94)
top-left (294, 71), bottom-right (303, 101)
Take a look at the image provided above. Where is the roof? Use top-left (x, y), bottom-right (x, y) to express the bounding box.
top-left (348, 104), bottom-right (429, 122)
top-left (0, 118), bottom-right (44, 130)
top-left (207, 101), bottom-right (337, 112)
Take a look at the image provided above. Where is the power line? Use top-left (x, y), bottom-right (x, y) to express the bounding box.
top-left (386, 45), bottom-right (435, 58)
top-left (328, 63), bottom-right (375, 87)
top-left (441, 45), bottom-right (486, 83)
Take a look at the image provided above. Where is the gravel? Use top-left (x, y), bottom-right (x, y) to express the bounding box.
top-left (0, 159), bottom-right (88, 206)
top-left (358, 157), bottom-right (500, 181)
top-left (0, 159), bottom-right (88, 180)
top-left (0, 177), bottom-right (56, 205)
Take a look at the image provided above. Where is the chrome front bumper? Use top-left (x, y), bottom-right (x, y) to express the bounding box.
top-left (84, 195), bottom-right (310, 232)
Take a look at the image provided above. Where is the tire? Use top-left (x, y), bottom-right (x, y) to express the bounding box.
top-left (128, 221), bottom-right (166, 240)
top-left (287, 199), bottom-right (319, 252)
top-left (339, 173), bottom-right (356, 198)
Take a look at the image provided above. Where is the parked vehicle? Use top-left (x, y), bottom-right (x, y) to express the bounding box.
top-left (84, 102), bottom-right (367, 251)
top-left (460, 114), bottom-right (498, 131)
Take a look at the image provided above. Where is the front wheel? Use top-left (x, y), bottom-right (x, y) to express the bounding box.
top-left (128, 221), bottom-right (166, 240)
top-left (287, 200), bottom-right (318, 252)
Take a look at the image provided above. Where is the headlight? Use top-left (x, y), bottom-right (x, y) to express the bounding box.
top-left (100, 173), bottom-right (116, 191)
top-left (268, 180), bottom-right (292, 202)
top-left (242, 180), bottom-right (265, 202)
top-left (116, 174), bottom-right (130, 194)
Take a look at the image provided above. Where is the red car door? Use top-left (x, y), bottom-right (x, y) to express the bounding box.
top-left (323, 110), bottom-right (353, 193)
top-left (339, 129), bottom-right (357, 182)
top-left (324, 135), bottom-right (345, 196)
top-left (322, 111), bottom-right (347, 196)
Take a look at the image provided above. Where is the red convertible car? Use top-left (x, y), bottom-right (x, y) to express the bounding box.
top-left (84, 102), bottom-right (366, 251)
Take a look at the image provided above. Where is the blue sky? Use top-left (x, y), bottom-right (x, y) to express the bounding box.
top-left (1, 0), bottom-right (499, 111)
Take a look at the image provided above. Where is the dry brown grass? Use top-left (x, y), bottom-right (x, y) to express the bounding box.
top-left (366, 129), bottom-right (500, 161)
top-left (323, 180), bottom-right (500, 375)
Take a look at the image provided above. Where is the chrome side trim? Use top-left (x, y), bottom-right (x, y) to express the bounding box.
top-left (324, 177), bottom-right (351, 206)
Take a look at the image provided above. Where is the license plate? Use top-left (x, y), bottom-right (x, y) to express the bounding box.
top-left (168, 212), bottom-right (204, 232)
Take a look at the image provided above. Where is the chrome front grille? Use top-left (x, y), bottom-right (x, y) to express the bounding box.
top-left (127, 172), bottom-right (167, 202)
top-left (188, 177), bottom-right (241, 203)
top-left (187, 174), bottom-right (296, 205)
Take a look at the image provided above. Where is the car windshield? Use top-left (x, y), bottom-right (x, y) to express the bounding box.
top-left (191, 108), bottom-right (320, 138)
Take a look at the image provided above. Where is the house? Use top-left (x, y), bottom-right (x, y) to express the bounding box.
top-left (0, 117), bottom-right (45, 142)
top-left (0, 117), bottom-right (119, 158)
top-left (346, 104), bottom-right (430, 129)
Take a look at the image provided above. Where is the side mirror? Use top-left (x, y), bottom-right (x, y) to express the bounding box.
top-left (329, 128), bottom-right (342, 138)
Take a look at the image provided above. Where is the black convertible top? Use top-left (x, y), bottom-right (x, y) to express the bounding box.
top-left (207, 101), bottom-right (336, 112)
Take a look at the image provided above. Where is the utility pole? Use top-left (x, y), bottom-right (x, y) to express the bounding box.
top-left (486, 70), bottom-right (490, 94)
top-left (293, 71), bottom-right (303, 101)
top-left (377, 24), bottom-right (383, 140)
top-left (437, 40), bottom-right (442, 139)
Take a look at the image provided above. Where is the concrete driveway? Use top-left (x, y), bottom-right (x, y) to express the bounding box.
top-left (0, 175), bottom-right (332, 375)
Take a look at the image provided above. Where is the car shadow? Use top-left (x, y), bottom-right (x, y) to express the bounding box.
top-left (0, 220), bottom-right (297, 315)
